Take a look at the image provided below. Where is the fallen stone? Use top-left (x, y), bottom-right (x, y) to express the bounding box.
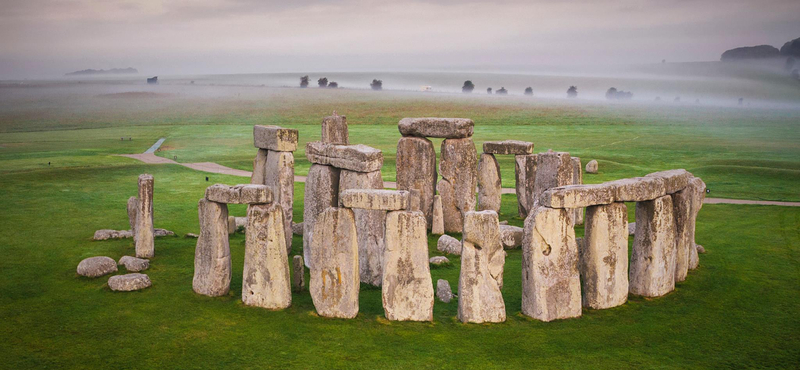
top-left (264, 150), bottom-right (295, 250)
top-left (253, 125), bottom-right (299, 152)
top-left (437, 234), bottom-right (461, 255)
top-left (607, 177), bottom-right (665, 202)
top-left (205, 184), bottom-right (273, 205)
top-left (118, 256), bottom-right (149, 272)
top-left (436, 279), bottom-right (454, 303)
top-left (515, 154), bottom-right (537, 218)
top-left (303, 164), bottom-right (340, 268)
top-left (292, 255), bottom-right (305, 292)
top-left (292, 222), bottom-right (303, 236)
top-left (429, 256), bottom-right (450, 265)
top-left (630, 195), bottom-right (676, 297)
top-left (242, 203), bottom-right (291, 310)
top-left (398, 117), bottom-right (474, 139)
top-left (250, 148), bottom-right (268, 184)
top-left (585, 159), bottom-right (598, 174)
top-left (396, 136), bottom-right (437, 227)
top-left (135, 174), bottom-right (155, 258)
top-left (458, 212), bottom-right (506, 323)
top-left (382, 211), bottom-right (434, 321)
top-left (306, 141), bottom-right (383, 173)
top-left (321, 113), bottom-right (349, 145)
top-left (696, 244), bottom-right (706, 254)
top-left (77, 256), bottom-right (118, 278)
top-left (463, 210), bottom-right (504, 289)
top-left (482, 140), bottom-right (534, 155)
top-left (687, 177), bottom-right (706, 270)
top-left (439, 138), bottom-right (478, 233)
top-left (431, 195), bottom-right (445, 235)
top-left (339, 169), bottom-right (386, 287)
top-left (581, 202), bottom-right (629, 309)
top-left (540, 184), bottom-right (615, 209)
top-left (309, 207), bottom-right (359, 318)
top-left (108, 273), bottom-right (151, 291)
top-left (339, 189), bottom-right (409, 210)
top-left (532, 151), bottom-right (573, 209)
top-left (499, 225), bottom-right (523, 249)
top-left (477, 153), bottom-right (501, 212)
top-left (646, 169), bottom-right (692, 194)
top-left (192, 199), bottom-right (231, 297)
top-left (154, 228), bottom-right (174, 237)
top-left (93, 229), bottom-right (133, 240)
top-left (185, 233), bottom-right (199, 238)
top-left (571, 157), bottom-right (584, 225)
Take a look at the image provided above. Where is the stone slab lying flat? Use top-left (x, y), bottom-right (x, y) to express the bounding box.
top-left (398, 117), bottom-right (474, 139)
top-left (482, 140), bottom-right (534, 155)
top-left (253, 125), bottom-right (298, 152)
top-left (205, 184), bottom-right (273, 204)
top-left (118, 256), bottom-right (149, 272)
top-left (108, 273), bottom-right (152, 291)
top-left (77, 256), bottom-right (118, 278)
top-left (306, 141), bottom-right (383, 173)
top-left (606, 177), bottom-right (666, 202)
top-left (339, 189), bottom-right (409, 210)
top-left (645, 169), bottom-right (692, 194)
top-left (540, 184), bottom-right (615, 209)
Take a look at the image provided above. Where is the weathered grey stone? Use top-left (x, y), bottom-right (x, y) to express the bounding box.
top-left (205, 184), bottom-right (273, 205)
top-left (515, 154), bottom-right (537, 218)
top-left (585, 159), bottom-right (598, 174)
top-left (458, 212), bottom-right (506, 323)
top-left (292, 222), bottom-right (303, 236)
top-left (306, 141), bottom-right (383, 173)
top-left (477, 153), bottom-right (501, 212)
top-left (77, 256), bottom-right (117, 278)
top-left (540, 184), bottom-right (616, 209)
top-left (687, 177), bottom-right (706, 270)
top-left (242, 203), bottom-right (291, 310)
top-left (696, 244), bottom-right (706, 254)
top-left (482, 140), bottom-right (534, 155)
top-left (339, 170), bottom-right (386, 286)
top-left (646, 169), bottom-right (691, 194)
top-left (321, 113), bottom-right (349, 145)
top-left (532, 151), bottom-right (573, 209)
top-left (437, 234), bottom-right (461, 255)
top-left (127, 196), bottom-right (138, 242)
top-left (521, 206), bottom-right (582, 322)
top-left (436, 279), bottom-right (454, 303)
top-left (108, 273), bottom-right (151, 291)
top-left (382, 211), bottom-right (434, 321)
top-left (135, 174), bottom-right (154, 258)
top-left (309, 207), bottom-right (359, 318)
top-left (192, 199), bottom-right (231, 297)
top-left (227, 216), bottom-right (236, 235)
top-left (406, 189), bottom-right (421, 212)
top-left (398, 117), bottom-right (474, 139)
top-left (264, 150), bottom-right (295, 251)
top-left (431, 195), bottom-right (444, 235)
top-left (672, 187), bottom-right (693, 283)
top-left (439, 138), bottom-right (478, 233)
top-left (253, 125), bottom-right (299, 151)
top-left (499, 225), bottom-right (523, 249)
top-left (154, 228), bottom-right (174, 237)
top-left (571, 157), bottom-right (584, 225)
top-left (429, 256), bottom-right (450, 265)
top-left (630, 195), bottom-right (676, 297)
top-left (93, 229), bottom-right (133, 240)
top-left (118, 256), bottom-right (149, 272)
top-left (581, 203), bottom-right (629, 309)
top-left (628, 222), bottom-right (636, 235)
top-left (292, 255), bottom-right (305, 292)
top-left (607, 177), bottom-right (665, 202)
top-left (396, 137), bottom-right (437, 227)
top-left (463, 210), bottom-right (505, 289)
top-left (250, 149), bottom-right (268, 184)
top-left (303, 164), bottom-right (340, 268)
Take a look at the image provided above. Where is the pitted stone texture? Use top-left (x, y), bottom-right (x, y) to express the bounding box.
top-left (429, 256), bottom-right (450, 265)
top-left (398, 117), bottom-right (474, 139)
top-left (306, 141), bottom-right (383, 173)
top-left (532, 151), bottom-right (573, 209)
top-left (581, 203), bottom-right (629, 309)
top-left (135, 174), bottom-right (154, 258)
top-left (118, 256), bottom-right (149, 272)
top-left (439, 138), bottom-right (478, 233)
top-left (227, 216), bottom-right (236, 235)
top-left (521, 206), bottom-right (582, 322)
top-left (607, 177), bottom-right (665, 202)
top-left (672, 188), bottom-right (693, 283)
top-left (250, 149), bottom-right (268, 184)
top-left (630, 195), bottom-right (676, 297)
top-left (482, 140), bottom-right (534, 155)
top-left (339, 170), bottom-right (386, 287)
top-left (477, 153), bottom-right (502, 212)
top-left (463, 210), bottom-right (504, 289)
top-left (687, 177), bottom-right (706, 270)
top-left (127, 196), bottom-right (138, 242)
top-left (253, 125), bottom-right (298, 151)
top-left (515, 154), bottom-right (537, 218)
top-left (108, 273), bottom-right (151, 291)
top-left (571, 157), bottom-right (584, 225)
top-left (499, 225), bottom-right (523, 249)
top-left (321, 114), bottom-right (349, 145)
top-left (541, 184), bottom-right (615, 209)
top-left (292, 255), bottom-right (305, 292)
top-left (431, 195), bottom-right (444, 235)
top-left (458, 218), bottom-right (506, 323)
top-left (628, 222), bottom-right (636, 235)
top-left (339, 189), bottom-right (409, 211)
top-left (396, 137), bottom-right (437, 227)
top-left (436, 279), bottom-right (454, 303)
top-left (242, 203), bottom-right (291, 310)
top-left (646, 169), bottom-right (692, 194)
top-left (437, 234), bottom-right (461, 255)
top-left (585, 160), bottom-right (598, 174)
top-left (382, 211), bottom-right (434, 321)
top-left (205, 184), bottom-right (273, 204)
top-left (77, 256), bottom-right (118, 278)
top-left (93, 229), bottom-right (133, 240)
top-left (406, 189), bottom-right (421, 212)
top-left (309, 207), bottom-right (359, 318)
top-left (303, 164), bottom-right (340, 268)
top-left (192, 199), bottom-right (231, 297)
top-left (292, 222), bottom-right (303, 236)
top-left (265, 150), bottom-right (295, 251)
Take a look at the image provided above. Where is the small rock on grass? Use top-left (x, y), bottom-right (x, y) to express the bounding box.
top-left (118, 256), bottom-right (149, 272)
top-left (108, 273), bottom-right (152, 291)
top-left (77, 256), bottom-right (118, 278)
top-left (696, 244), bottom-right (706, 254)
top-left (429, 256), bottom-right (450, 266)
top-left (436, 279), bottom-right (454, 303)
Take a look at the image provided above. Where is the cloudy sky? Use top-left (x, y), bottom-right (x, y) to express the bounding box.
top-left (1, 0), bottom-right (798, 78)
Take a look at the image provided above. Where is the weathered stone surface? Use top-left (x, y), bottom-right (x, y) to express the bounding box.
top-left (585, 159), bottom-right (598, 174)
top-left (437, 234), bottom-right (461, 255)
top-left (227, 216), bottom-right (236, 235)
top-left (607, 177), bottom-right (665, 202)
top-left (406, 189), bottom-right (421, 212)
top-left (292, 222), bottom-right (303, 236)
top-left (135, 174), bottom-right (154, 258)
top-left (253, 125), bottom-right (299, 151)
top-left (398, 117), bottom-right (474, 139)
top-left (306, 141), bottom-right (383, 173)
top-left (429, 256), bottom-right (450, 265)
top-left (292, 255), bottom-right (305, 292)
top-left (646, 169), bottom-right (691, 194)
top-left (265, 150), bottom-right (295, 251)
top-left (127, 196), bottom-right (138, 242)
top-left (439, 138), bottom-right (478, 233)
top-left (309, 207), bottom-right (359, 318)
top-left (108, 273), bottom-right (151, 291)
top-left (581, 203), bottom-right (629, 309)
top-left (515, 154), bottom-right (537, 218)
top-left (77, 256), bottom-right (117, 278)
top-left (696, 244), bottom-right (706, 254)
top-left (521, 206), bottom-right (582, 322)
top-left (93, 229), bottom-right (133, 240)
top-left (205, 184), bottom-right (273, 205)
top-left (630, 195), bottom-right (676, 297)
top-left (396, 137), bottom-right (437, 227)
top-left (431, 195), bottom-right (444, 235)
top-left (463, 210), bottom-right (504, 288)
top-left (477, 153), bottom-right (501, 212)
top-left (541, 184), bottom-right (615, 209)
top-left (687, 177), bottom-right (706, 270)
top-left (250, 149), bottom-right (268, 184)
top-left (339, 169), bottom-right (386, 286)
top-left (321, 114), bottom-right (349, 145)
top-left (235, 217), bottom-right (247, 229)
top-left (532, 151), bottom-right (573, 209)
top-left (242, 203), bottom-right (291, 310)
top-left (458, 212), bottom-right (506, 323)
top-left (383, 211), bottom-right (434, 321)
top-left (303, 164), bottom-right (340, 268)
top-left (192, 199), bottom-right (231, 297)
top-left (436, 279), bottom-right (454, 303)
top-left (482, 140), bottom-right (534, 155)
top-left (628, 222), bottom-right (636, 235)
top-left (571, 157), bottom-right (584, 225)
top-left (339, 189), bottom-right (409, 210)
top-left (672, 187), bottom-right (693, 283)
top-left (499, 225), bottom-right (523, 249)
top-left (118, 256), bottom-right (149, 272)
top-left (154, 228), bottom-right (174, 237)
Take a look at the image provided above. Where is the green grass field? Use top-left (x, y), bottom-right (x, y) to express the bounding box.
top-left (0, 83), bottom-right (798, 369)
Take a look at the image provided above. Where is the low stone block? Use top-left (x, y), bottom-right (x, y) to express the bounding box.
top-left (192, 199), bottom-right (231, 297)
top-left (630, 195), bottom-right (676, 297)
top-left (482, 140), bottom-right (534, 155)
top-left (306, 141), bottom-right (383, 173)
top-left (437, 234), bottom-right (461, 255)
top-left (309, 207), bottom-right (359, 318)
top-left (242, 203), bottom-right (291, 310)
top-left (321, 114), bottom-right (349, 145)
top-left (540, 184), bottom-right (615, 209)
top-left (118, 256), bottom-right (149, 272)
top-left (646, 169), bottom-right (691, 194)
top-left (77, 256), bottom-right (118, 278)
top-left (205, 184), bottom-right (273, 204)
top-left (339, 189), bottom-right (409, 210)
top-left (499, 225), bottom-right (523, 249)
top-left (398, 117), bottom-right (474, 138)
top-left (585, 160), bottom-right (598, 174)
top-left (382, 211), bottom-right (434, 321)
top-left (108, 273), bottom-right (151, 291)
top-left (253, 125), bottom-right (298, 151)
top-left (606, 177), bottom-right (666, 202)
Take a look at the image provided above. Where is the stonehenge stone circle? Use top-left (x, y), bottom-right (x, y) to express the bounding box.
top-left (646, 169), bottom-right (691, 195)
top-left (438, 137), bottom-right (478, 232)
top-left (339, 171), bottom-right (387, 286)
top-left (541, 184), bottom-right (615, 209)
top-left (463, 210), bottom-right (505, 289)
top-left (514, 154), bottom-right (537, 217)
top-left (292, 255), bottom-right (305, 292)
top-left (382, 211), bottom-right (434, 321)
top-left (77, 256), bottom-right (118, 278)
top-left (253, 125), bottom-right (299, 152)
top-left (306, 141), bottom-right (383, 173)
top-left (398, 117), bottom-right (474, 139)
top-left (482, 140), bottom-right (534, 155)
top-left (436, 279), bottom-right (454, 303)
top-left (437, 234), bottom-right (461, 255)
top-left (396, 136), bottom-right (437, 227)
top-left (321, 113), bottom-right (349, 145)
top-left (630, 195), bottom-right (677, 297)
top-left (309, 207), bottom-right (360, 319)
top-left (431, 195), bottom-right (444, 235)
top-left (264, 150), bottom-right (295, 251)
top-left (242, 203), bottom-right (291, 310)
top-left (303, 164), bottom-right (340, 268)
top-left (585, 159), bottom-right (598, 174)
top-left (581, 202), bottom-right (629, 309)
top-left (118, 256), bottom-right (149, 272)
top-left (193, 198), bottom-right (231, 297)
top-left (458, 213), bottom-right (506, 323)
top-left (135, 174), bottom-right (155, 258)
top-left (205, 184), bottom-right (273, 205)
top-left (108, 273), bottom-right (152, 291)
top-left (477, 153), bottom-right (502, 212)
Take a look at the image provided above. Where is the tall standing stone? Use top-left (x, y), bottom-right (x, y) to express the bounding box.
top-left (431, 195), bottom-right (444, 235)
top-left (515, 154), bottom-right (536, 218)
top-left (303, 164), bottom-right (340, 268)
top-left (396, 137), bottom-right (437, 227)
top-left (477, 153), bottom-right (502, 212)
top-left (339, 169), bottom-right (386, 286)
top-left (438, 138), bottom-right (478, 233)
top-left (458, 211), bottom-right (506, 323)
top-left (382, 211), bottom-right (434, 321)
top-left (265, 150), bottom-right (295, 252)
top-left (321, 113), bottom-right (349, 144)
top-left (521, 206), bottom-right (581, 322)
top-left (309, 207), bottom-right (359, 318)
top-left (242, 203), bottom-right (291, 310)
top-left (135, 174), bottom-right (154, 258)
top-left (251, 149), bottom-right (268, 184)
top-left (193, 199), bottom-right (231, 297)
top-left (463, 211), bottom-right (504, 289)
top-left (630, 195), bottom-right (676, 297)
top-left (532, 151), bottom-right (573, 209)
top-left (687, 177), bottom-right (706, 270)
top-left (127, 196), bottom-right (138, 243)
top-left (571, 156), bottom-right (584, 225)
top-left (672, 187), bottom-right (693, 283)
top-left (581, 202), bottom-right (628, 309)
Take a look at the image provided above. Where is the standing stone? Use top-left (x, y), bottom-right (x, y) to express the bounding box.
top-left (382, 211), bottom-right (434, 321)
top-left (303, 164), bottom-right (340, 268)
top-left (571, 157), bottom-right (584, 225)
top-left (265, 150), bottom-right (295, 252)
top-left (532, 151), bottom-right (573, 209)
top-left (431, 195), bottom-right (444, 235)
top-left (585, 160), bottom-right (598, 174)
top-left (687, 177), bottom-right (706, 270)
top-left (396, 137), bottom-right (437, 227)
top-left (292, 255), bottom-right (305, 292)
top-left (436, 279), bottom-right (454, 303)
top-left (227, 216), bottom-right (236, 235)
top-left (439, 138), bottom-right (478, 233)
top-left (339, 169), bottom-right (386, 286)
top-left (630, 195), bottom-right (676, 297)
top-left (463, 210), bottom-right (504, 289)
top-left (458, 213), bottom-right (506, 323)
top-left (193, 199), bottom-right (231, 297)
top-left (581, 203), bottom-right (629, 309)
top-left (309, 207), bottom-right (359, 318)
top-left (672, 187), bottom-right (693, 283)
top-left (250, 149), bottom-right (268, 184)
top-left (135, 174), bottom-right (154, 258)
top-left (521, 206), bottom-right (581, 322)
top-left (321, 113), bottom-right (349, 144)
top-left (242, 203), bottom-right (291, 310)
top-left (477, 153), bottom-right (502, 212)
top-left (127, 196), bottom-right (138, 244)
top-left (515, 154), bottom-right (537, 218)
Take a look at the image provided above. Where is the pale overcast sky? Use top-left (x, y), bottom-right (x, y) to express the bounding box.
top-left (1, 0), bottom-right (798, 78)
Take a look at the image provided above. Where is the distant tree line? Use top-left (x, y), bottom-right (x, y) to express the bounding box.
top-left (605, 87), bottom-right (633, 100)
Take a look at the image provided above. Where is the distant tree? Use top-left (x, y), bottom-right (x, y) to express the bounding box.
top-left (462, 80), bottom-right (475, 93)
top-left (524, 87), bottom-right (533, 95)
top-left (785, 57), bottom-right (795, 72)
top-left (487, 87), bottom-right (492, 94)
top-left (567, 86), bottom-right (578, 98)
top-left (328, 81), bottom-right (338, 88)
top-left (300, 75), bottom-right (309, 88)
top-left (605, 87), bottom-right (618, 99)
top-left (497, 87), bottom-right (508, 95)
top-left (606, 87), bottom-right (633, 100)
top-left (318, 77), bottom-right (328, 88)
top-left (371, 79), bottom-right (382, 91)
